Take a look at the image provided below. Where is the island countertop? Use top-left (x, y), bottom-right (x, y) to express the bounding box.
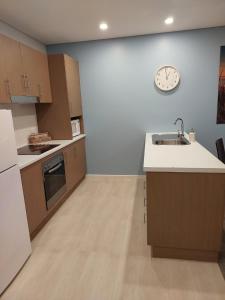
top-left (143, 132), bottom-right (225, 173)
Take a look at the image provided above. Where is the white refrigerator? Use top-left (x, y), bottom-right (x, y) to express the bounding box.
top-left (0, 110), bottom-right (31, 295)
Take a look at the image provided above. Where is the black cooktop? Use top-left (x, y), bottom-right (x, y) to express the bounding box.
top-left (17, 144), bottom-right (60, 155)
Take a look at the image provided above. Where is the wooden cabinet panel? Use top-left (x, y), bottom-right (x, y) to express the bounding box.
top-left (34, 51), bottom-right (52, 103)
top-left (21, 163), bottom-right (47, 234)
top-left (64, 145), bottom-right (76, 191)
top-left (0, 34), bottom-right (52, 103)
top-left (20, 44), bottom-right (40, 97)
top-left (37, 54), bottom-right (84, 139)
top-left (64, 55), bottom-right (82, 118)
top-left (146, 172), bottom-right (225, 260)
top-left (20, 44), bottom-right (52, 102)
top-left (0, 34), bottom-right (24, 103)
top-left (76, 138), bottom-right (86, 181)
top-left (64, 139), bottom-right (86, 191)
top-left (36, 54), bottom-right (72, 139)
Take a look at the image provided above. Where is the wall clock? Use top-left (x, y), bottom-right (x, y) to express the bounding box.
top-left (155, 65), bottom-right (180, 92)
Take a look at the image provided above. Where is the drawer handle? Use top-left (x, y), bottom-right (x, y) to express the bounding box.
top-left (144, 197), bottom-right (147, 207)
top-left (144, 213), bottom-right (147, 224)
top-left (38, 84), bottom-right (42, 97)
top-left (4, 80), bottom-right (11, 96)
top-left (21, 74), bottom-right (26, 90)
top-left (25, 75), bottom-right (30, 90)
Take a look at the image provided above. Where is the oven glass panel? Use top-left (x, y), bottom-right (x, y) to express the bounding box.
top-left (43, 153), bottom-right (66, 209)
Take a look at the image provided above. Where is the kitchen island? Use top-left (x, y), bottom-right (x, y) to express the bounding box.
top-left (143, 132), bottom-right (225, 261)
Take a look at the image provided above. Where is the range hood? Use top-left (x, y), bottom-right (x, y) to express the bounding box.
top-left (11, 96), bottom-right (39, 104)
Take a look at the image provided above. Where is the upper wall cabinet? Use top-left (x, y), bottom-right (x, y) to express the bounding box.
top-left (64, 55), bottom-right (83, 118)
top-left (0, 33), bottom-right (52, 104)
top-left (36, 54), bottom-right (83, 140)
top-left (20, 44), bottom-right (52, 102)
top-left (0, 34), bottom-right (24, 103)
top-left (36, 51), bottom-right (52, 103)
top-left (20, 44), bottom-right (40, 97)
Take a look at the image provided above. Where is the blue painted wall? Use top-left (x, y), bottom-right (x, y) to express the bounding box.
top-left (47, 27), bottom-right (225, 175)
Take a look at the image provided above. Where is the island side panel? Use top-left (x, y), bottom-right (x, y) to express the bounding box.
top-left (146, 172), bottom-right (225, 261)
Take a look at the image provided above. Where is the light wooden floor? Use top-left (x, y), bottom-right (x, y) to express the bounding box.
top-left (1, 176), bottom-right (225, 300)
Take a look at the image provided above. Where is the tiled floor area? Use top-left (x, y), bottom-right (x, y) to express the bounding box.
top-left (1, 176), bottom-right (225, 300)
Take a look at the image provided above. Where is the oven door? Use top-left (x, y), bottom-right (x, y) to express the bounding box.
top-left (43, 157), bottom-right (66, 209)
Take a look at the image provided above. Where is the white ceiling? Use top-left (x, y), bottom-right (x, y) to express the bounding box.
top-left (0, 0), bottom-right (225, 44)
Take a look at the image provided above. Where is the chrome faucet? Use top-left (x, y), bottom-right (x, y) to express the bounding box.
top-left (174, 118), bottom-right (184, 138)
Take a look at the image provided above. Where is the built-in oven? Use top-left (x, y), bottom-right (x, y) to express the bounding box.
top-left (42, 153), bottom-right (66, 209)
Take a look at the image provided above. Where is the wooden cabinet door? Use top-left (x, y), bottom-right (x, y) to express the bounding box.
top-left (20, 163), bottom-right (47, 235)
top-left (64, 139), bottom-right (86, 191)
top-left (20, 44), bottom-right (52, 102)
top-left (76, 138), bottom-right (86, 181)
top-left (64, 55), bottom-right (82, 118)
top-left (35, 51), bottom-right (52, 103)
top-left (20, 44), bottom-right (40, 97)
top-left (64, 144), bottom-right (77, 191)
top-left (0, 34), bottom-right (24, 103)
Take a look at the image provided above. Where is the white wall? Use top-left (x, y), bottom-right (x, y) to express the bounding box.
top-left (12, 105), bottom-right (38, 147)
top-left (0, 104), bottom-right (38, 147)
top-left (0, 21), bottom-right (46, 147)
top-left (0, 20), bottom-right (46, 52)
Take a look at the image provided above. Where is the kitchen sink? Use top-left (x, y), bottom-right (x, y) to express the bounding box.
top-left (152, 134), bottom-right (190, 145)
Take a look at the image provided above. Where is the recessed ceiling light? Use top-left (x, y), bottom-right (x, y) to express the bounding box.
top-left (99, 22), bottom-right (108, 31)
top-left (164, 17), bottom-right (174, 25)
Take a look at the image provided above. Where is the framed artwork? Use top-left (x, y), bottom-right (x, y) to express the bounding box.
top-left (217, 46), bottom-right (225, 124)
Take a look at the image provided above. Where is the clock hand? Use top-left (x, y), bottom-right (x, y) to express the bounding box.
top-left (165, 68), bottom-right (168, 80)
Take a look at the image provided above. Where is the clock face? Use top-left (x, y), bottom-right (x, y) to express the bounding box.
top-left (155, 66), bottom-right (180, 92)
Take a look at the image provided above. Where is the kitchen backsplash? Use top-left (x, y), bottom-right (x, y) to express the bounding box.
top-left (0, 104), bottom-right (38, 147)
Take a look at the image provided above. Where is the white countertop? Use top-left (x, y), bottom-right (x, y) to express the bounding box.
top-left (17, 134), bottom-right (86, 169)
top-left (143, 132), bottom-right (225, 173)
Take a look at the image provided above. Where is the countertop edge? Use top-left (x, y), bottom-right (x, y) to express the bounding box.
top-left (18, 134), bottom-right (86, 170)
top-left (143, 167), bottom-right (225, 173)
top-left (143, 132), bottom-right (225, 174)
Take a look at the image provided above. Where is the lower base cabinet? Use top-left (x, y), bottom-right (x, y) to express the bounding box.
top-left (20, 138), bottom-right (86, 238)
top-left (146, 172), bottom-right (225, 261)
top-left (20, 163), bottom-right (47, 235)
top-left (64, 138), bottom-right (86, 191)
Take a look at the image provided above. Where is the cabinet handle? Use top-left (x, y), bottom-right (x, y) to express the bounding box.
top-left (25, 75), bottom-right (30, 90)
top-left (144, 197), bottom-right (147, 207)
top-left (4, 80), bottom-right (11, 96)
top-left (144, 213), bottom-right (146, 224)
top-left (38, 84), bottom-right (42, 97)
top-left (21, 74), bottom-right (26, 90)
top-left (21, 74), bottom-right (25, 89)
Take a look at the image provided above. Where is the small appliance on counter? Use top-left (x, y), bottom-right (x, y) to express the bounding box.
top-left (71, 119), bottom-right (81, 137)
top-left (28, 132), bottom-right (51, 144)
top-left (189, 128), bottom-right (196, 142)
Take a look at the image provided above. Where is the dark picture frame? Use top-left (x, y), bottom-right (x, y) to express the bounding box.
top-left (217, 46), bottom-right (225, 124)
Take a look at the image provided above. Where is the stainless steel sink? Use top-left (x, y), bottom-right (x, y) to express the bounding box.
top-left (152, 134), bottom-right (190, 145)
